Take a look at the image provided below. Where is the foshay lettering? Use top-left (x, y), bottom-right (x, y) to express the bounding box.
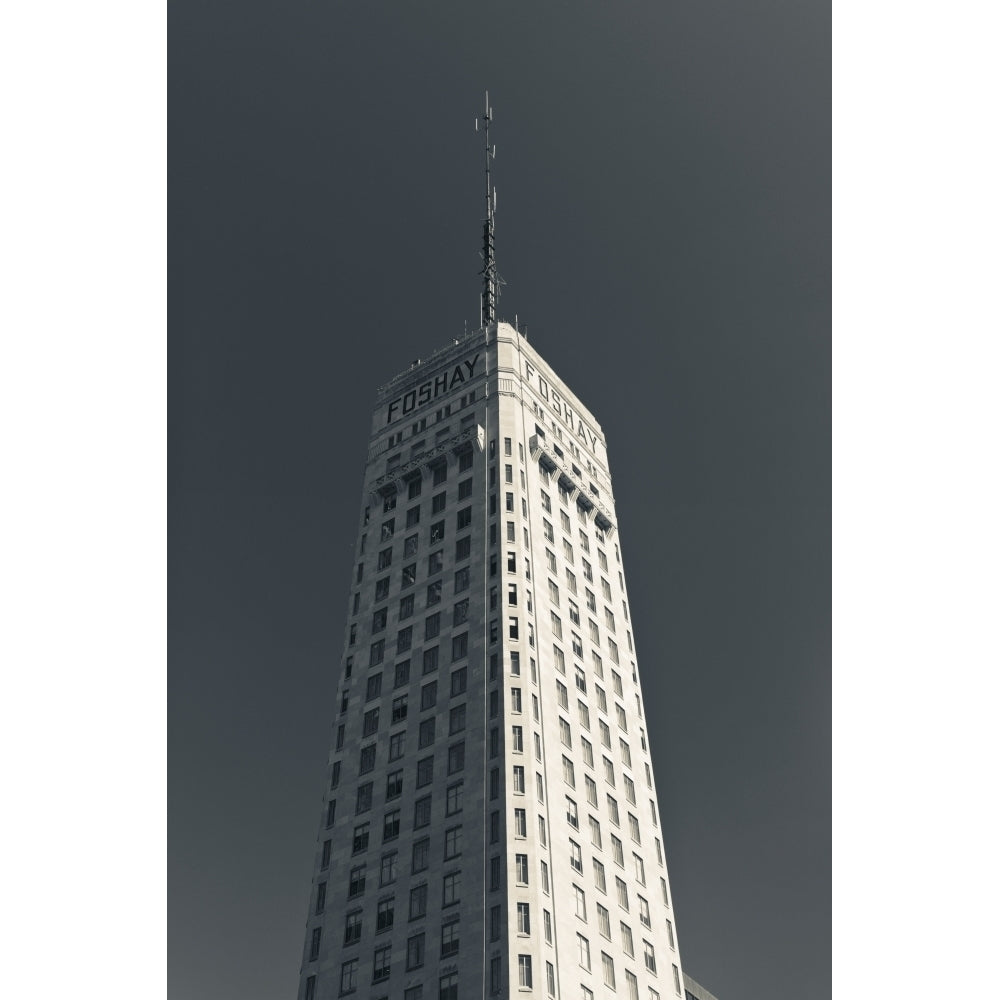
top-left (386, 354), bottom-right (481, 424)
top-left (523, 360), bottom-right (599, 452)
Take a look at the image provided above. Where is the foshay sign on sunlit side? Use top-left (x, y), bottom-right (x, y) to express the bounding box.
top-left (385, 355), bottom-right (481, 424)
top-left (523, 360), bottom-right (601, 455)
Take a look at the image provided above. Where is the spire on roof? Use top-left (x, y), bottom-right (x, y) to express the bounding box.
top-left (476, 91), bottom-right (501, 327)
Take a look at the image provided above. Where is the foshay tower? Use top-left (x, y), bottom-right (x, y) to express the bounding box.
top-left (296, 95), bottom-right (687, 1000)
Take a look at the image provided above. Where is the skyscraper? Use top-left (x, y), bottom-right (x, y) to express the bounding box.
top-left (296, 100), bottom-right (687, 1000)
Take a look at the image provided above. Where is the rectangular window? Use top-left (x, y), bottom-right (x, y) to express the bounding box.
top-left (518, 955), bottom-right (533, 989)
top-left (514, 807), bottom-right (527, 837)
top-left (352, 822), bottom-right (370, 853)
top-left (376, 897), bottom-right (395, 932)
top-left (440, 917), bottom-right (460, 957)
top-left (557, 680), bottom-right (569, 709)
top-left (448, 701), bottom-right (467, 735)
top-left (644, 940), bottom-right (657, 973)
top-left (569, 838), bottom-right (583, 872)
top-left (602, 952), bottom-right (616, 990)
top-left (607, 794), bottom-right (620, 826)
top-left (612, 834), bottom-right (625, 867)
top-left (629, 813), bottom-right (641, 844)
top-left (563, 755), bottom-right (576, 787)
top-left (382, 809), bottom-right (400, 841)
top-left (516, 900), bottom-right (531, 935)
top-left (421, 680), bottom-right (437, 710)
top-left (414, 795), bottom-right (432, 829)
top-left (590, 815), bottom-right (603, 849)
top-left (511, 852), bottom-right (529, 885)
top-left (380, 851), bottom-right (398, 886)
top-left (593, 858), bottom-right (607, 893)
top-left (425, 612), bottom-right (441, 641)
top-left (416, 755), bottom-right (434, 787)
top-left (447, 740), bottom-right (465, 772)
top-left (596, 685), bottom-right (608, 713)
top-left (423, 647), bottom-right (439, 675)
top-left (553, 645), bottom-right (566, 674)
top-left (442, 870), bottom-right (461, 907)
top-left (355, 782), bottom-right (373, 813)
top-left (409, 882), bottom-right (428, 919)
top-left (406, 931), bottom-right (425, 970)
top-left (309, 927), bottom-right (322, 961)
top-left (339, 958), bottom-right (358, 994)
top-left (447, 665), bottom-right (467, 697)
top-left (621, 921), bottom-right (634, 956)
top-left (597, 902), bottom-right (611, 939)
top-left (395, 659), bottom-right (411, 688)
top-left (616, 876), bottom-right (629, 910)
top-left (411, 837), bottom-right (429, 874)
top-left (348, 864), bottom-right (365, 897)
top-left (444, 826), bottom-right (462, 861)
top-left (617, 704), bottom-right (629, 733)
top-left (559, 716), bottom-right (573, 748)
top-left (626, 970), bottom-right (640, 1000)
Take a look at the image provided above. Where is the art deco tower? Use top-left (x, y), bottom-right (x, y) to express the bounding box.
top-left (296, 99), bottom-right (687, 1000)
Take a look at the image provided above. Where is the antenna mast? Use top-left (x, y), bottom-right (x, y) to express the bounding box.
top-left (476, 91), bottom-right (499, 327)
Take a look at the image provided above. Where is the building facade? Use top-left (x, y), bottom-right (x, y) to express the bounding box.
top-left (296, 321), bottom-right (686, 1000)
top-left (682, 972), bottom-right (720, 1000)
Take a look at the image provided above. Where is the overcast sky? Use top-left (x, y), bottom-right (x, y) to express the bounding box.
top-left (169, 3), bottom-right (830, 999)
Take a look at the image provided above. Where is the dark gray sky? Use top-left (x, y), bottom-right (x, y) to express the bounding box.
top-left (169, 3), bottom-right (830, 999)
